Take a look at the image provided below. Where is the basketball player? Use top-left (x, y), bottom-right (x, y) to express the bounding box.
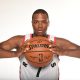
top-left (0, 9), bottom-right (80, 80)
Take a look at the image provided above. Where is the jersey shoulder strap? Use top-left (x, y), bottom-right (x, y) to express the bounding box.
top-left (20, 34), bottom-right (31, 47)
top-left (48, 35), bottom-right (56, 44)
top-left (19, 34), bottom-right (32, 60)
top-left (24, 34), bottom-right (32, 41)
top-left (49, 35), bottom-right (59, 60)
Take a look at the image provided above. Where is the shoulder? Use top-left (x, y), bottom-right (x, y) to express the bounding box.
top-left (55, 37), bottom-right (79, 49)
top-left (55, 37), bottom-right (71, 43)
top-left (11, 35), bottom-right (25, 46)
top-left (11, 35), bottom-right (25, 39)
top-left (6, 35), bottom-right (25, 43)
top-left (1, 35), bottom-right (25, 47)
top-left (0, 35), bottom-right (25, 50)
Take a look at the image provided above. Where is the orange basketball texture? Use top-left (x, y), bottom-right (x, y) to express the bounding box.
top-left (22, 36), bottom-right (54, 67)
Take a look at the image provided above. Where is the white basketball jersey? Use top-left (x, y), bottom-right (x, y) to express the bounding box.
top-left (19, 34), bottom-right (59, 80)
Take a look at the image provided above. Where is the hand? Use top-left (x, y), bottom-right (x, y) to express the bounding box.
top-left (49, 44), bottom-right (64, 56)
top-left (53, 46), bottom-right (65, 55)
top-left (19, 39), bottom-right (30, 54)
top-left (15, 48), bottom-right (30, 58)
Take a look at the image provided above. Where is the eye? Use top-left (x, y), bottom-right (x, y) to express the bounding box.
top-left (32, 21), bottom-right (38, 24)
top-left (42, 20), bottom-right (48, 24)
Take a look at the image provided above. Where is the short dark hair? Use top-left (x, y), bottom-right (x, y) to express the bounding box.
top-left (32, 9), bottom-right (49, 20)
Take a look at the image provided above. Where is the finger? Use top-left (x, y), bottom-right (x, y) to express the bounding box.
top-left (49, 49), bottom-right (56, 53)
top-left (23, 47), bottom-right (29, 52)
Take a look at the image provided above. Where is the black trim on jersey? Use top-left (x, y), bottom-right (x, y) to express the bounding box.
top-left (36, 67), bottom-right (42, 77)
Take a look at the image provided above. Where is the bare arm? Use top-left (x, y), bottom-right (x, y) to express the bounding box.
top-left (0, 35), bottom-right (24, 58)
top-left (63, 49), bottom-right (80, 58)
top-left (55, 37), bottom-right (80, 58)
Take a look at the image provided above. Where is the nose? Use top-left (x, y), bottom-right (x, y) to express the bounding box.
top-left (38, 21), bottom-right (43, 28)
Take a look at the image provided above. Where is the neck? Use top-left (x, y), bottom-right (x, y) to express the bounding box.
top-left (32, 33), bottom-right (48, 38)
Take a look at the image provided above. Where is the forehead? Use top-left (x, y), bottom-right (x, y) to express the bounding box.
top-left (32, 13), bottom-right (48, 20)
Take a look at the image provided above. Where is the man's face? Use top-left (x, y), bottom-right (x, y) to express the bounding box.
top-left (32, 13), bottom-right (49, 36)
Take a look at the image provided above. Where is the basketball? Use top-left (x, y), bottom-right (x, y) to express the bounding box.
top-left (23, 36), bottom-right (54, 68)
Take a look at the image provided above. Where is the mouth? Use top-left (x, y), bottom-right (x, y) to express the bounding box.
top-left (36, 30), bottom-right (44, 36)
top-left (38, 30), bottom-right (43, 33)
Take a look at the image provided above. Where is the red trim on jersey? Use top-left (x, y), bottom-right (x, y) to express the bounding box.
top-left (30, 34), bottom-right (32, 39)
top-left (22, 36), bottom-right (26, 45)
top-left (20, 35), bottom-right (25, 46)
top-left (54, 37), bottom-right (56, 44)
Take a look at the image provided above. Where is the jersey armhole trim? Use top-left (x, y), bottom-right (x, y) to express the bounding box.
top-left (54, 37), bottom-right (56, 44)
top-left (30, 34), bottom-right (32, 39)
top-left (20, 35), bottom-right (25, 46)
